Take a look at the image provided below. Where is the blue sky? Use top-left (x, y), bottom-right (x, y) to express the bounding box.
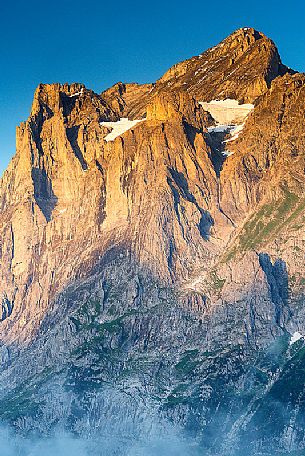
top-left (1, 0), bottom-right (305, 176)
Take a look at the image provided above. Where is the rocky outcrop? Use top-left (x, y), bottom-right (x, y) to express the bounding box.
top-left (102, 81), bottom-right (153, 119)
top-left (146, 90), bottom-right (209, 128)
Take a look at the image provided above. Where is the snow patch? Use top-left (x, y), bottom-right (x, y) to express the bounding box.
top-left (204, 99), bottom-right (253, 109)
top-left (290, 332), bottom-right (304, 345)
top-left (208, 125), bottom-right (235, 134)
top-left (68, 88), bottom-right (84, 97)
top-left (208, 123), bottom-right (245, 142)
top-left (199, 99), bottom-right (254, 125)
top-left (207, 123), bottom-right (247, 157)
top-left (101, 117), bottom-right (145, 142)
top-left (221, 150), bottom-right (234, 157)
top-left (224, 123), bottom-right (245, 142)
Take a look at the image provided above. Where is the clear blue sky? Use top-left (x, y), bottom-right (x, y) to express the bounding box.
top-left (1, 0), bottom-right (305, 176)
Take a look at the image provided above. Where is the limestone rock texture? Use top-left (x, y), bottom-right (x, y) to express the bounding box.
top-left (0, 28), bottom-right (304, 455)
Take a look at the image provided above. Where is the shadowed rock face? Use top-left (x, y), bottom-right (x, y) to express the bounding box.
top-left (0, 28), bottom-right (304, 455)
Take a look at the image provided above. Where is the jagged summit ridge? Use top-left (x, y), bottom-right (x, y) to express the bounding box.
top-left (157, 26), bottom-right (292, 103)
top-left (24, 27), bottom-right (293, 128)
top-left (100, 27), bottom-right (294, 121)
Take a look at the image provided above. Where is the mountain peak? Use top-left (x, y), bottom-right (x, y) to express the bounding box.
top-left (231, 26), bottom-right (264, 37)
top-left (157, 27), bottom-right (291, 104)
top-left (213, 27), bottom-right (272, 52)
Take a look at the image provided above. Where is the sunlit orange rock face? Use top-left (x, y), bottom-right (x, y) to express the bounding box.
top-left (0, 26), bottom-right (303, 356)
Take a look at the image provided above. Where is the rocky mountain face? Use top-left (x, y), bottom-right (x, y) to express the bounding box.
top-left (157, 27), bottom-right (293, 103)
top-left (0, 28), bottom-right (304, 455)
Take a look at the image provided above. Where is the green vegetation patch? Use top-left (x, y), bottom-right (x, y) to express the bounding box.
top-left (224, 188), bottom-right (304, 260)
top-left (0, 385), bottom-right (40, 421)
top-left (175, 349), bottom-right (200, 376)
top-left (0, 367), bottom-right (57, 421)
top-left (209, 270), bottom-right (226, 291)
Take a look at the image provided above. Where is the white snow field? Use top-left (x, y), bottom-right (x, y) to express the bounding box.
top-left (68, 88), bottom-right (84, 97)
top-left (203, 99), bottom-right (254, 156)
top-left (101, 118), bottom-right (145, 142)
top-left (290, 331), bottom-right (304, 346)
top-left (199, 99), bottom-right (254, 125)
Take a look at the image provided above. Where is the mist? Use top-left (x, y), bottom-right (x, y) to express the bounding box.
top-left (0, 424), bottom-right (202, 456)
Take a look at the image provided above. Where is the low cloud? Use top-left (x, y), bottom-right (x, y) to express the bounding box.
top-left (0, 424), bottom-right (201, 456)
